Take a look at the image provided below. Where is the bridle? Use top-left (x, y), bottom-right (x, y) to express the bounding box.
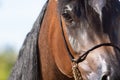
top-left (60, 16), bottom-right (120, 63)
top-left (59, 16), bottom-right (120, 80)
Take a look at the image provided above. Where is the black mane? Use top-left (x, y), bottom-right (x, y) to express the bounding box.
top-left (8, 1), bottom-right (48, 80)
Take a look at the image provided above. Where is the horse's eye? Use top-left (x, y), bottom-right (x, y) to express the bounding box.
top-left (62, 12), bottom-right (73, 23)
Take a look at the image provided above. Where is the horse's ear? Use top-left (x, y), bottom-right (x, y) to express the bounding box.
top-left (88, 0), bottom-right (106, 20)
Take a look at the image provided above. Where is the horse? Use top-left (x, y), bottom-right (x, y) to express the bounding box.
top-left (9, 0), bottom-right (120, 80)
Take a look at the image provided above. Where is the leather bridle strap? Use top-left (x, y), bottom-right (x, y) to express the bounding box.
top-left (59, 17), bottom-right (74, 60)
top-left (73, 43), bottom-right (120, 63)
top-left (60, 16), bottom-right (120, 64)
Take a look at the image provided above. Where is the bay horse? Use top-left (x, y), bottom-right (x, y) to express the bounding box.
top-left (9, 0), bottom-right (120, 80)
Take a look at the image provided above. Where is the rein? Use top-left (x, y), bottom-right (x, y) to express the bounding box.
top-left (59, 17), bottom-right (120, 80)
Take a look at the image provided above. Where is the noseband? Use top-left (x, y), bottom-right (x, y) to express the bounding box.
top-left (59, 16), bottom-right (120, 80)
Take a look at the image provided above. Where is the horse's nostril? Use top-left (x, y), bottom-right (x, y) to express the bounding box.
top-left (102, 75), bottom-right (108, 80)
top-left (101, 73), bottom-right (110, 80)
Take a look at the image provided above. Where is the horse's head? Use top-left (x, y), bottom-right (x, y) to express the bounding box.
top-left (58, 0), bottom-right (120, 80)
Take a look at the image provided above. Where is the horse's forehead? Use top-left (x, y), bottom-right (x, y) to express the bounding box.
top-left (58, 0), bottom-right (106, 20)
top-left (57, 0), bottom-right (106, 9)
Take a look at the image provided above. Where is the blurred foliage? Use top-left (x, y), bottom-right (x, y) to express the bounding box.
top-left (0, 48), bottom-right (17, 80)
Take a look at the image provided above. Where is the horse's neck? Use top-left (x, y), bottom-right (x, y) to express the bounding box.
top-left (38, 0), bottom-right (73, 80)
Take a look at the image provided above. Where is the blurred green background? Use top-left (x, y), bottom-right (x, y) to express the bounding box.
top-left (0, 0), bottom-right (47, 80)
top-left (0, 47), bottom-right (17, 80)
top-left (0, 0), bottom-right (46, 80)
